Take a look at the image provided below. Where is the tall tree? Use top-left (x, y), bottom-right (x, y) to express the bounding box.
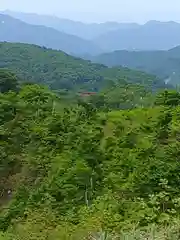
top-left (0, 70), bottom-right (18, 93)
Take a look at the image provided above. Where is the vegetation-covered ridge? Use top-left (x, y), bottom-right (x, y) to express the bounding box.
top-left (91, 46), bottom-right (180, 86)
top-left (1, 70), bottom-right (180, 239)
top-left (0, 42), bottom-right (169, 93)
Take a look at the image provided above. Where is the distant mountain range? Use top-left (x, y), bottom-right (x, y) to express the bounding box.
top-left (2, 10), bottom-right (139, 40)
top-left (2, 10), bottom-right (180, 52)
top-left (93, 20), bottom-right (180, 51)
top-left (1, 9), bottom-right (180, 80)
top-left (0, 13), bottom-right (102, 56)
top-left (90, 46), bottom-right (180, 86)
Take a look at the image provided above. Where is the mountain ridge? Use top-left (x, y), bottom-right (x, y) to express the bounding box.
top-left (93, 21), bottom-right (180, 51)
top-left (2, 10), bottom-right (140, 40)
top-left (0, 13), bottom-right (102, 55)
top-left (0, 41), bottom-right (168, 92)
top-left (91, 46), bottom-right (180, 86)
top-left (3, 10), bottom-right (180, 52)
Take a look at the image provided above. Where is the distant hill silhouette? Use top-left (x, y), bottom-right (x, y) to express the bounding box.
top-left (93, 20), bottom-right (180, 51)
top-left (0, 13), bottom-right (102, 55)
top-left (3, 11), bottom-right (180, 52)
top-left (2, 10), bottom-right (139, 40)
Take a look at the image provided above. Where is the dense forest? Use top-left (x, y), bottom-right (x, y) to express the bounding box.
top-left (0, 67), bottom-right (180, 239)
top-left (0, 42), bottom-right (170, 93)
top-left (2, 6), bottom-right (180, 240)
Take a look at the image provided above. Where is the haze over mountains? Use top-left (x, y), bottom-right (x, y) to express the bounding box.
top-left (2, 10), bottom-right (180, 53)
top-left (1, 10), bottom-right (180, 85)
top-left (2, 10), bottom-right (139, 40)
top-left (94, 20), bottom-right (180, 51)
top-left (3, 6), bottom-right (180, 239)
top-left (0, 13), bottom-right (102, 56)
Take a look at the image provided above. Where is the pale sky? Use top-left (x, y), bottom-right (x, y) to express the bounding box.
top-left (1, 0), bottom-right (180, 23)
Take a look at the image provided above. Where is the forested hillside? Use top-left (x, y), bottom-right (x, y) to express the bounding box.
top-left (2, 5), bottom-right (180, 240)
top-left (92, 46), bottom-right (180, 86)
top-left (1, 70), bottom-right (180, 239)
top-left (0, 42), bottom-right (168, 93)
top-left (0, 14), bottom-right (101, 55)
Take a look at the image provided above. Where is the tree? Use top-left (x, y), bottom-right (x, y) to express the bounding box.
top-left (0, 70), bottom-right (18, 93)
top-left (155, 90), bottom-right (180, 106)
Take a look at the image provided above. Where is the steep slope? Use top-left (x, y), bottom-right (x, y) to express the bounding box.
top-left (92, 46), bottom-right (180, 86)
top-left (94, 21), bottom-right (180, 51)
top-left (0, 14), bottom-right (102, 55)
top-left (0, 42), bottom-right (167, 92)
top-left (2, 10), bottom-right (139, 40)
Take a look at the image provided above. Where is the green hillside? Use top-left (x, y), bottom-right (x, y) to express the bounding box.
top-left (0, 71), bottom-right (180, 239)
top-left (0, 42), bottom-right (168, 93)
top-left (92, 46), bottom-right (180, 86)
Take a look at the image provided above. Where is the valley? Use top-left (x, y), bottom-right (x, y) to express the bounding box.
top-left (0, 8), bottom-right (180, 240)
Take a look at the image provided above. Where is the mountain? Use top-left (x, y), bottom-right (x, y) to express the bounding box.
top-left (3, 11), bottom-right (180, 53)
top-left (2, 10), bottom-right (139, 40)
top-left (91, 46), bottom-right (180, 86)
top-left (93, 20), bottom-right (180, 51)
top-left (0, 13), bottom-right (102, 55)
top-left (0, 42), bottom-right (167, 92)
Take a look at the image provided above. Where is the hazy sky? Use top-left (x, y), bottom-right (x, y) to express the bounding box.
top-left (1, 0), bottom-right (180, 23)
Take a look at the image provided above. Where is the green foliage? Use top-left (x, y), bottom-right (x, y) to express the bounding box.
top-left (155, 90), bottom-right (180, 106)
top-left (0, 73), bottom-right (180, 239)
top-left (92, 46), bottom-right (180, 87)
top-left (0, 70), bottom-right (18, 93)
top-left (0, 42), bottom-right (164, 93)
top-left (89, 83), bottom-right (153, 110)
